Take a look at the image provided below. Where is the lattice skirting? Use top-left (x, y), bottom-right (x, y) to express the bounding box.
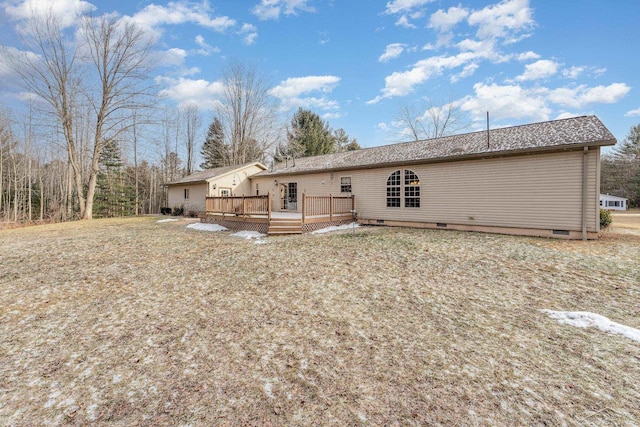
top-left (302, 219), bottom-right (353, 233)
top-left (201, 217), bottom-right (269, 234)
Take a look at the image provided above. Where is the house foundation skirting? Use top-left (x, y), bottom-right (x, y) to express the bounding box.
top-left (358, 219), bottom-right (599, 240)
top-left (201, 216), bottom-right (269, 234)
top-left (302, 219), bottom-right (353, 233)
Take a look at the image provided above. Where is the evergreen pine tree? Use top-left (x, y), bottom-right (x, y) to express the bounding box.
top-left (200, 117), bottom-right (227, 169)
top-left (94, 139), bottom-right (135, 218)
top-left (287, 108), bottom-right (336, 158)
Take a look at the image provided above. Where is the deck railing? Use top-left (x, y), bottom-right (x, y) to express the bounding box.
top-left (205, 193), bottom-right (354, 224)
top-left (302, 194), bottom-right (355, 222)
top-left (205, 194), bottom-right (271, 217)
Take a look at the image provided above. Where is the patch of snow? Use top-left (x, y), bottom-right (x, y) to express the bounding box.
top-left (186, 223), bottom-right (228, 232)
top-left (87, 403), bottom-right (98, 421)
top-left (232, 230), bottom-right (266, 239)
top-left (541, 310), bottom-right (640, 343)
top-left (264, 382), bottom-right (274, 399)
top-left (311, 222), bottom-right (359, 234)
top-left (156, 218), bottom-right (178, 223)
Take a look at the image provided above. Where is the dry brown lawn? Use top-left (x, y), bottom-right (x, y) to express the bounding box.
top-left (1, 214), bottom-right (639, 426)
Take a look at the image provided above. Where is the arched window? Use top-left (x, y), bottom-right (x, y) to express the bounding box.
top-left (386, 169), bottom-right (420, 208)
top-left (404, 169), bottom-right (420, 208)
top-left (386, 170), bottom-right (401, 207)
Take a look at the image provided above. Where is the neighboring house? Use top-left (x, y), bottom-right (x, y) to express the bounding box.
top-left (175, 116), bottom-right (617, 239)
top-left (600, 194), bottom-right (628, 211)
top-left (166, 162), bottom-right (266, 214)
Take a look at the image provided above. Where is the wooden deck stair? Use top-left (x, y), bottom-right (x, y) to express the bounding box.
top-left (268, 217), bottom-right (303, 235)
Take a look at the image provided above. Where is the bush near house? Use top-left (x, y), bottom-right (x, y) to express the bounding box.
top-left (600, 208), bottom-right (613, 228)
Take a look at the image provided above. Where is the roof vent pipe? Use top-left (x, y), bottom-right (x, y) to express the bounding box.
top-left (486, 111), bottom-right (490, 149)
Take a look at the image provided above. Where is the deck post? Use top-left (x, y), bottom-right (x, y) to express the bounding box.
top-left (302, 193), bottom-right (306, 224)
top-left (267, 192), bottom-right (272, 222)
top-left (242, 195), bottom-right (245, 216)
top-left (351, 195), bottom-right (355, 219)
top-left (329, 194), bottom-right (333, 221)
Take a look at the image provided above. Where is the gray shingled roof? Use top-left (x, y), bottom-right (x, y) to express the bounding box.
top-left (167, 162), bottom-right (266, 185)
top-left (256, 116), bottom-right (616, 177)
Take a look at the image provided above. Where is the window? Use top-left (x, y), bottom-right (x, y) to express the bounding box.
top-left (341, 177), bottom-right (352, 193)
top-left (256, 183), bottom-right (259, 196)
top-left (184, 189), bottom-right (189, 199)
top-left (386, 169), bottom-right (420, 208)
top-left (386, 170), bottom-right (401, 207)
top-left (220, 189), bottom-right (230, 197)
top-left (288, 182), bottom-right (297, 203)
top-left (404, 170), bottom-right (420, 208)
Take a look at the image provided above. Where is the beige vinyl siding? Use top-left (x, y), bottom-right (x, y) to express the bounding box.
top-left (251, 172), bottom-right (337, 212)
top-left (251, 149), bottom-right (600, 232)
top-left (353, 149), bottom-right (599, 232)
top-left (168, 183), bottom-right (207, 213)
top-left (208, 164), bottom-right (266, 197)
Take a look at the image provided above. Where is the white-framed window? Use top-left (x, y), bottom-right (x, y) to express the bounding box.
top-left (386, 170), bottom-right (401, 207)
top-left (220, 188), bottom-right (231, 197)
top-left (387, 169), bottom-right (420, 208)
top-left (340, 176), bottom-right (352, 193)
top-left (404, 170), bottom-right (420, 208)
top-left (184, 189), bottom-right (189, 199)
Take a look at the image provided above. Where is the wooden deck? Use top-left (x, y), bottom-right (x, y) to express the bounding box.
top-left (203, 194), bottom-right (355, 235)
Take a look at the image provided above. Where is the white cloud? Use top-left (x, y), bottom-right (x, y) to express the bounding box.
top-left (269, 75), bottom-right (341, 112)
top-left (555, 111), bottom-right (580, 120)
top-left (239, 23), bottom-right (258, 45)
top-left (450, 63), bottom-right (479, 83)
top-left (322, 112), bottom-right (343, 120)
top-left (467, 0), bottom-right (534, 41)
top-left (561, 66), bottom-right (584, 79)
top-left (384, 0), bottom-right (433, 15)
top-left (251, 0), bottom-right (315, 20)
top-left (384, 0), bottom-right (434, 28)
top-left (460, 82), bottom-right (551, 123)
top-left (157, 77), bottom-right (226, 110)
top-left (194, 34), bottom-right (219, 56)
top-left (318, 31), bottom-right (329, 45)
top-left (160, 47), bottom-right (188, 66)
top-left (548, 83), bottom-right (630, 108)
top-left (625, 108), bottom-right (640, 117)
top-left (459, 81), bottom-right (631, 124)
top-left (368, 45), bottom-right (502, 104)
top-left (394, 15), bottom-right (416, 28)
top-left (516, 59), bottom-right (559, 81)
top-left (429, 6), bottom-right (469, 33)
top-left (3, 0), bottom-right (96, 28)
top-left (270, 75), bottom-right (340, 98)
top-left (379, 43), bottom-right (406, 63)
top-left (516, 51), bottom-right (540, 61)
top-left (128, 1), bottom-right (236, 35)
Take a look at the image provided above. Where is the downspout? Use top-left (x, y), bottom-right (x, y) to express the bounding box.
top-left (581, 146), bottom-right (588, 241)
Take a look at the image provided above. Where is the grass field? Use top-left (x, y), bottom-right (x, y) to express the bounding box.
top-left (1, 213), bottom-right (639, 426)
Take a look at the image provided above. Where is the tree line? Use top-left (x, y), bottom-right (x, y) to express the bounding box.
top-left (0, 9), bottom-right (361, 224)
top-left (601, 124), bottom-right (640, 208)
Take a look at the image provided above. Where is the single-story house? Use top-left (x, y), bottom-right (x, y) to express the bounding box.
top-left (170, 115), bottom-right (616, 239)
top-left (600, 194), bottom-right (628, 211)
top-left (166, 162), bottom-right (266, 214)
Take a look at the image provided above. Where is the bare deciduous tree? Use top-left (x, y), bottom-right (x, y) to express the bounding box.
top-left (7, 10), bottom-right (155, 220)
top-left (216, 61), bottom-right (279, 165)
top-left (181, 104), bottom-right (201, 174)
top-left (394, 98), bottom-right (468, 141)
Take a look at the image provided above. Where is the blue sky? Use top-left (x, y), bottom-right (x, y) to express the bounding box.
top-left (1, 0), bottom-right (639, 158)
